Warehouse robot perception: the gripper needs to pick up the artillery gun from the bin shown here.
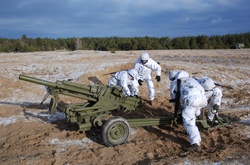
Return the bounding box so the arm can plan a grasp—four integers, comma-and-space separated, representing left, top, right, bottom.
19, 74, 228, 146
19, 74, 174, 146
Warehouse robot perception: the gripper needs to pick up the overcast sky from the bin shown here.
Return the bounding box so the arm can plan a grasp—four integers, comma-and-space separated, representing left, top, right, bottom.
1, 0, 249, 39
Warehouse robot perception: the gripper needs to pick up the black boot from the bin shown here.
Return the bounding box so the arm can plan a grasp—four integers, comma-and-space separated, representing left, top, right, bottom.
184, 143, 201, 152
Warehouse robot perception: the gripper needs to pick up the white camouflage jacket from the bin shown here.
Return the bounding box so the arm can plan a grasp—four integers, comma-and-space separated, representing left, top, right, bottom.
134, 58, 161, 80
108, 71, 139, 96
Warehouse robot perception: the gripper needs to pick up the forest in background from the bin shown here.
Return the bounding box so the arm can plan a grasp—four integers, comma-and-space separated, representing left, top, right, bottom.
0, 32, 249, 52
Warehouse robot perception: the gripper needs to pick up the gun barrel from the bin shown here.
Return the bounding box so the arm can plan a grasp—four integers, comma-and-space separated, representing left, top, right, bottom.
62, 80, 96, 92
19, 74, 56, 88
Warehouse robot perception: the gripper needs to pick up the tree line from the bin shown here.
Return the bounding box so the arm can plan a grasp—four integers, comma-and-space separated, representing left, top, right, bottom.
0, 32, 249, 52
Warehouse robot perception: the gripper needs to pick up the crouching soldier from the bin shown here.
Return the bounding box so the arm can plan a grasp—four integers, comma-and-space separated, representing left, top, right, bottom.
108, 69, 139, 97
196, 77, 223, 124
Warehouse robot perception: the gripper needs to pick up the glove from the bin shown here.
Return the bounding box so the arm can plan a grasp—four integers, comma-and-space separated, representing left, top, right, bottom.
138, 79, 143, 85
196, 115, 203, 120
213, 104, 219, 111
212, 104, 219, 114
155, 76, 161, 82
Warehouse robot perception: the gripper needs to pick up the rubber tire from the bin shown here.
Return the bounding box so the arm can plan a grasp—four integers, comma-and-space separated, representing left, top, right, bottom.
102, 116, 130, 147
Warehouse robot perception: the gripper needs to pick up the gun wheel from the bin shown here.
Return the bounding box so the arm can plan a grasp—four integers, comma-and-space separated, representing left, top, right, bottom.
102, 116, 130, 147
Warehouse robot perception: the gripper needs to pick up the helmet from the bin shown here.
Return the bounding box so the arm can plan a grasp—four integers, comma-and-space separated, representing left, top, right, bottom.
169, 70, 189, 81
140, 53, 149, 61
169, 70, 180, 81
128, 69, 138, 79
176, 71, 189, 79
198, 77, 215, 90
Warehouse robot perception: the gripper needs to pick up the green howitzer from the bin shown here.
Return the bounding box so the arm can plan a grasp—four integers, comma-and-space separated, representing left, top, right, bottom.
19, 74, 141, 127
19, 74, 174, 146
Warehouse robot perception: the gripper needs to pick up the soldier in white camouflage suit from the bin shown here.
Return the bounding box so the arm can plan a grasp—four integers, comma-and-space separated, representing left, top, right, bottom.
108, 69, 139, 97
134, 52, 161, 106
169, 70, 207, 152
196, 77, 223, 123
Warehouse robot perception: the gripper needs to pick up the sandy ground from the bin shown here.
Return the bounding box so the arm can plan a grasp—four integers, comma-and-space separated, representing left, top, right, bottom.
0, 49, 250, 165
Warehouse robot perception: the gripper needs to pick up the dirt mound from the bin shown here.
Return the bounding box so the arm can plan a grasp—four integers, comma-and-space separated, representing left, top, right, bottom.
78, 62, 134, 85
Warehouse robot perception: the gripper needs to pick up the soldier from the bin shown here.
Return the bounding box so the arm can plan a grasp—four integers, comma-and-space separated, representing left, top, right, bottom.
169, 70, 207, 152
108, 69, 139, 97
196, 77, 223, 123
134, 52, 161, 106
